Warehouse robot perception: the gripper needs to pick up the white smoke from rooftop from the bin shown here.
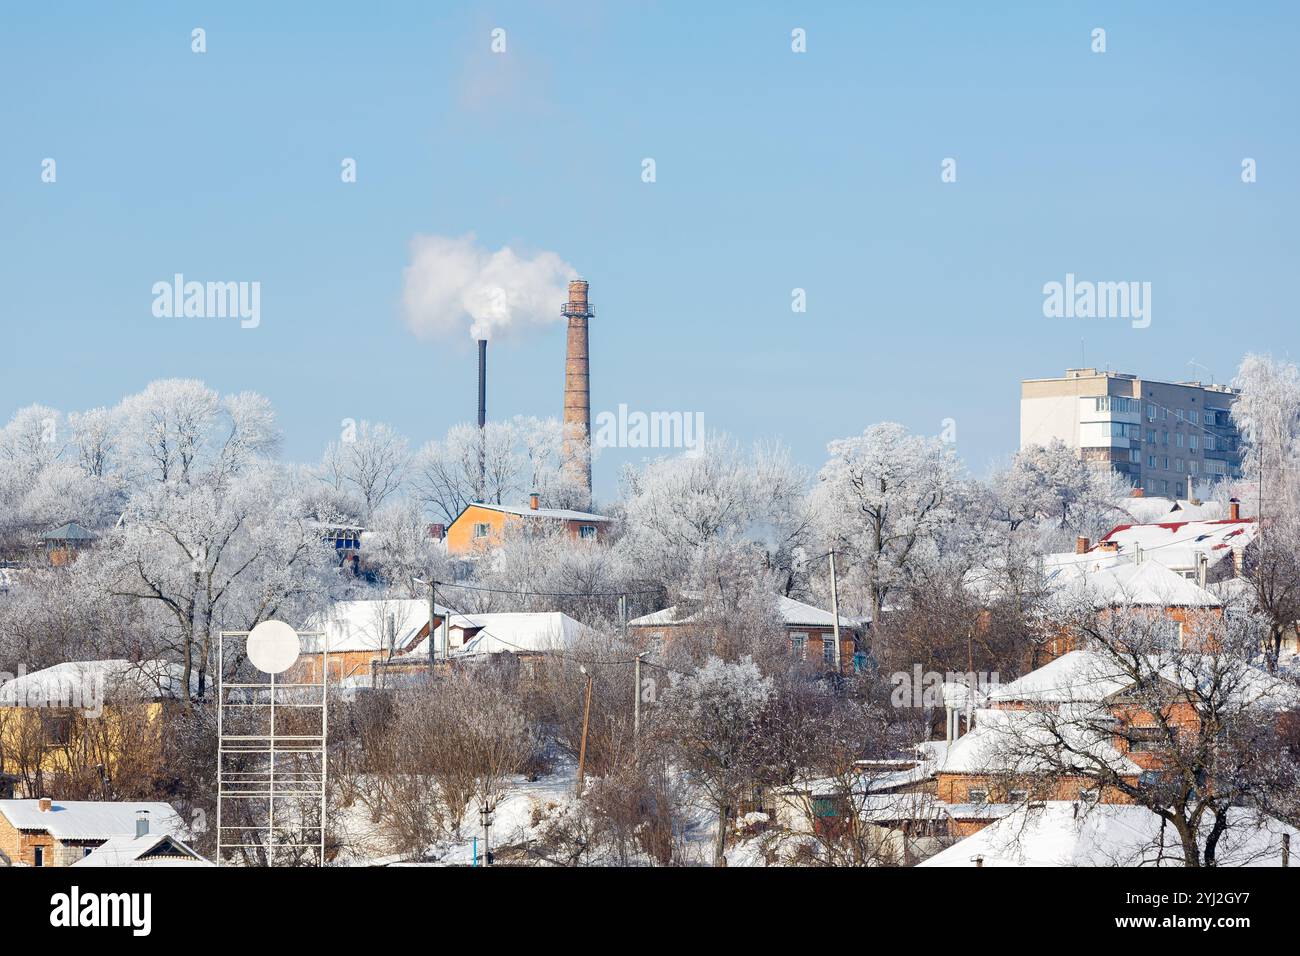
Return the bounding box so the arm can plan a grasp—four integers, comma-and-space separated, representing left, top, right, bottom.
401, 233, 576, 342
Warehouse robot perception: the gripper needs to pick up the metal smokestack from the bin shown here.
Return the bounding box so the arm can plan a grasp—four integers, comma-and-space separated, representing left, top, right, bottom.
477, 338, 487, 498
477, 339, 487, 430
561, 280, 593, 503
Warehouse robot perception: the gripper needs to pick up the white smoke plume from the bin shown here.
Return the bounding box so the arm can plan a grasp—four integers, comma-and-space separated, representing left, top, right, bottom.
401, 233, 577, 342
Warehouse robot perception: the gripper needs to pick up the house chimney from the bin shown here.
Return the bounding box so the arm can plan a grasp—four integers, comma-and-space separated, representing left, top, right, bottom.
1076, 536, 1090, 554
136, 809, 150, 839
38, 796, 52, 813
561, 280, 593, 505
1229, 498, 1241, 521
1196, 551, 1208, 589
529, 492, 540, 511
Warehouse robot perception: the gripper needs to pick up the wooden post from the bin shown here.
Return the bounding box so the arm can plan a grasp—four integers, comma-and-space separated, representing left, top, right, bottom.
828, 550, 842, 672
576, 670, 594, 795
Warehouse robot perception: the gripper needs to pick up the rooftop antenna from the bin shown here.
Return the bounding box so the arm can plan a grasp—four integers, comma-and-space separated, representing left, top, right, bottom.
1188, 359, 1215, 385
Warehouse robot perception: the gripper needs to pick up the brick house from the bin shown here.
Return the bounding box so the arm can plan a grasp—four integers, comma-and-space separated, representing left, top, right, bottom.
444, 496, 611, 556
0, 659, 196, 797
295, 598, 451, 683
628, 595, 867, 674
0, 798, 189, 867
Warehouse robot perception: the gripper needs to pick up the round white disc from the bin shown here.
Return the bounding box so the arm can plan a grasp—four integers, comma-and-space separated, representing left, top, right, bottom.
246, 620, 301, 674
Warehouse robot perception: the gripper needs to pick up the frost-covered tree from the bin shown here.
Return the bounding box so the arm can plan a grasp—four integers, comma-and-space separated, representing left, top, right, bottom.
1231, 354, 1300, 671
363, 499, 449, 598
94, 468, 336, 703
68, 406, 121, 479
813, 422, 962, 625
116, 379, 279, 486
320, 420, 410, 523
665, 656, 774, 864
618, 433, 812, 593
995, 439, 1129, 541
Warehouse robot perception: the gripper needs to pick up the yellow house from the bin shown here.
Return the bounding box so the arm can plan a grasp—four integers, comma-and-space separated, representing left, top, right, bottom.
0, 660, 193, 799
445, 496, 611, 556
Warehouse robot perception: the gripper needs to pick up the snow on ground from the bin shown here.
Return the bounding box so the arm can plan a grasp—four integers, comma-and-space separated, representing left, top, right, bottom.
334, 761, 721, 866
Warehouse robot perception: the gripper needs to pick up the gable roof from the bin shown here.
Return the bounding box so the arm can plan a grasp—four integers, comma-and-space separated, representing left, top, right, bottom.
456, 502, 611, 524
919, 802, 1300, 867
988, 650, 1300, 712
0, 800, 184, 841
0, 659, 198, 706
302, 599, 452, 654
629, 595, 863, 629
1048, 558, 1222, 609
937, 707, 1142, 777
404, 611, 595, 659
1095, 517, 1257, 572
73, 831, 211, 867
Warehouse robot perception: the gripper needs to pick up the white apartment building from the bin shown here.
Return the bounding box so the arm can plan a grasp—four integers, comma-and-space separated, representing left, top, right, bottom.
1020, 368, 1242, 495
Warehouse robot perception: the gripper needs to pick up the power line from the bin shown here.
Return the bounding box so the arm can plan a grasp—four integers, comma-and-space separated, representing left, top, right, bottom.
433, 581, 664, 599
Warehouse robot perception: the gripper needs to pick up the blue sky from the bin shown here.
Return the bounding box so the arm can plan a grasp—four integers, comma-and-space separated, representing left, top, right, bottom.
3, 2, 1297, 501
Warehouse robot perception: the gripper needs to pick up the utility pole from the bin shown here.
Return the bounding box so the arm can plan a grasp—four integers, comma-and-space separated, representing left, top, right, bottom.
576, 666, 594, 796
633, 653, 644, 762
427, 580, 437, 671
828, 550, 842, 673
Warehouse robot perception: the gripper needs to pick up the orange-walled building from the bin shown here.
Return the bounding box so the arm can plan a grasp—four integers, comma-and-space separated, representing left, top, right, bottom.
444, 497, 610, 556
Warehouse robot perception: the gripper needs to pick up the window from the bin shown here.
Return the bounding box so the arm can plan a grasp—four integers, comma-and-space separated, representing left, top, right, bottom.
1189, 410, 1199, 424
1175, 459, 1183, 472
967, 788, 988, 804
33, 846, 44, 867
578, 525, 597, 540
1146, 430, 1156, 444
473, 522, 491, 539
1189, 435, 1198, 450
1189, 460, 1199, 475
1148, 455, 1156, 469
1129, 448, 1140, 463
790, 633, 807, 659
1161, 407, 1168, 420
1007, 789, 1029, 803
1176, 432, 1184, 448
1079, 787, 1100, 803
40, 713, 73, 747
1176, 408, 1184, 421
852, 651, 867, 673
1128, 725, 1165, 754
823, 637, 835, 664
1096, 396, 1140, 414
1206, 435, 1216, 451
1146, 403, 1157, 421
1163, 457, 1170, 470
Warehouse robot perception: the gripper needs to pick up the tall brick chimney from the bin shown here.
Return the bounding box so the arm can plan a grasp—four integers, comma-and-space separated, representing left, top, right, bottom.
561, 279, 593, 503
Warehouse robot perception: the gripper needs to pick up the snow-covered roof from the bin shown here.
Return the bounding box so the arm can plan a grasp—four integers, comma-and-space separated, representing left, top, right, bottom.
919, 802, 1300, 867
989, 650, 1300, 712
938, 707, 1142, 777
465, 502, 611, 523
302, 599, 451, 654
73, 831, 211, 867
404, 611, 594, 659
0, 659, 197, 706
1095, 517, 1257, 572
0, 800, 184, 841
989, 651, 1137, 706
628, 595, 862, 629
1050, 559, 1222, 609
